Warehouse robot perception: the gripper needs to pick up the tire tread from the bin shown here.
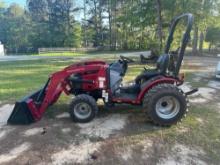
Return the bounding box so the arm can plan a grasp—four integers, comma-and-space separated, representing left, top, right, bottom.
69, 94, 98, 123
143, 83, 188, 126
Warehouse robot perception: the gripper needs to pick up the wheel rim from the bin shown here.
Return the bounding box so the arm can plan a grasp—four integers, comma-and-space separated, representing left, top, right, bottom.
74, 102, 92, 120
155, 96, 180, 119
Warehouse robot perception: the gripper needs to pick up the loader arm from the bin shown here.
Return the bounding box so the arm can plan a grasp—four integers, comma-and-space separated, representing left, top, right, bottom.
8, 61, 108, 124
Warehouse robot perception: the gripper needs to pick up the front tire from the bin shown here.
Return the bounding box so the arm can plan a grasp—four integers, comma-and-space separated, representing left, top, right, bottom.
69, 94, 98, 123
143, 84, 187, 126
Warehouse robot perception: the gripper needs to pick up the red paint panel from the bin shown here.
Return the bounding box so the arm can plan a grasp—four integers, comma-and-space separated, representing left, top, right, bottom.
137, 77, 179, 103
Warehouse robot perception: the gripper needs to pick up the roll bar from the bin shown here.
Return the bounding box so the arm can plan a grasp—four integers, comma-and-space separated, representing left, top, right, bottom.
164, 13, 194, 77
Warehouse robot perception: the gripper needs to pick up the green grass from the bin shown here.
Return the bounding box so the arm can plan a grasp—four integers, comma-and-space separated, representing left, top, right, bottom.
36, 52, 87, 56
30, 50, 145, 56
0, 59, 73, 103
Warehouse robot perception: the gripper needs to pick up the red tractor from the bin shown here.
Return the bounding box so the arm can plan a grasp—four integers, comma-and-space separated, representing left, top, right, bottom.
8, 13, 197, 126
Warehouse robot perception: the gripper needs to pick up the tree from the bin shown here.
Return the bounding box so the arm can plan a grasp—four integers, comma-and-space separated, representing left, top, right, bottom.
27, 0, 48, 22
68, 22, 82, 48
192, 26, 198, 55
199, 32, 204, 53
0, 1, 6, 44
205, 27, 220, 51
85, 0, 106, 47
156, 0, 163, 51
162, 0, 217, 54
27, 0, 50, 49
27, 0, 82, 48
196, 0, 218, 54
0, 0, 5, 10
0, 3, 31, 53
1, 0, 220, 54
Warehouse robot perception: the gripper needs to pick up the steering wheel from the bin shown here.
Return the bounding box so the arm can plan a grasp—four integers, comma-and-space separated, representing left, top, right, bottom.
120, 55, 134, 63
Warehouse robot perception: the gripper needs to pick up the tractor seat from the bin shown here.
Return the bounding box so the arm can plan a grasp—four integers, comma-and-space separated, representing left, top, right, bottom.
135, 54, 169, 84
119, 83, 140, 94
135, 69, 159, 84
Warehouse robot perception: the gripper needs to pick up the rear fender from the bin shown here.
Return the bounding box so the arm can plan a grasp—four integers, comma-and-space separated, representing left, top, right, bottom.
137, 77, 179, 103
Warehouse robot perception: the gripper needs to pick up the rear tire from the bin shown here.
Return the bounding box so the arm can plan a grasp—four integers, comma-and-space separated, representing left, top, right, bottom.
143, 83, 187, 126
69, 94, 98, 123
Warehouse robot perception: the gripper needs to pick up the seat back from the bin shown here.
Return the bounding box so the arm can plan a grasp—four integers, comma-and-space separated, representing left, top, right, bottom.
135, 54, 169, 84
156, 54, 169, 75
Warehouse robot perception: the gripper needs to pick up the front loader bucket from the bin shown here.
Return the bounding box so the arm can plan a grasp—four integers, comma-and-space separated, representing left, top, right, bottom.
8, 79, 50, 125
8, 100, 35, 124
7, 89, 43, 125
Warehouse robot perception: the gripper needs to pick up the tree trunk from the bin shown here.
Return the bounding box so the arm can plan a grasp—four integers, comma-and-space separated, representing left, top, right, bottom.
66, 0, 71, 47
123, 0, 128, 50
156, 0, 163, 51
93, 0, 99, 47
113, 0, 117, 50
199, 32, 204, 55
209, 43, 212, 52
192, 26, 198, 55
15, 47, 18, 54
108, 0, 112, 50
98, 3, 103, 46
83, 0, 87, 47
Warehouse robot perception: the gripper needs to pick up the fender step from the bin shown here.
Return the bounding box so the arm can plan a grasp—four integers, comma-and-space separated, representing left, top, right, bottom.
185, 88, 198, 96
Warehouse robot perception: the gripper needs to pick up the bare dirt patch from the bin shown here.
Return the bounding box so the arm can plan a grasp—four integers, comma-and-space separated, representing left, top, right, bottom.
119, 147, 132, 161
216, 103, 220, 114
0, 107, 130, 164
77, 114, 128, 139
61, 127, 71, 133
195, 117, 204, 123
194, 72, 211, 79
55, 112, 70, 119
190, 98, 208, 103
50, 114, 128, 164
0, 142, 31, 164
51, 140, 102, 165
192, 88, 216, 103
23, 127, 44, 137
158, 144, 206, 165
0, 127, 15, 140
192, 87, 216, 100
208, 80, 220, 89
193, 76, 202, 82
179, 83, 216, 103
